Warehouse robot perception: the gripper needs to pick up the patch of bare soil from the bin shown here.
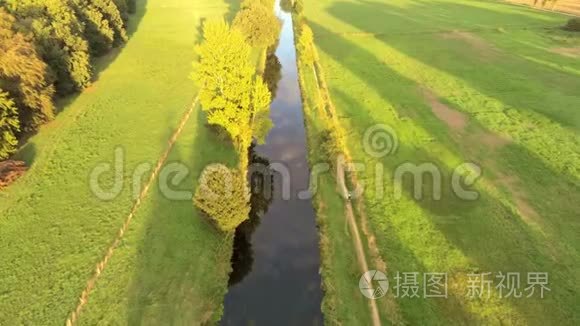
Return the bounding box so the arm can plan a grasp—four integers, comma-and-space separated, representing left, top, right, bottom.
84, 84, 97, 93
440, 31, 499, 60
421, 88, 469, 131
420, 87, 512, 150
550, 47, 580, 58
419, 88, 534, 224
0, 160, 27, 189
495, 171, 541, 225
477, 131, 512, 150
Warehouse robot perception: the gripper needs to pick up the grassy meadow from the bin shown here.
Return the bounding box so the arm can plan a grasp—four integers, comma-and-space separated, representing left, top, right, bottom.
298, 0, 580, 324
0, 0, 239, 324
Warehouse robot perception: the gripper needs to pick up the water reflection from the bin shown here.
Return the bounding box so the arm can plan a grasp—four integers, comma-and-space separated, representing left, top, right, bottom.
280, 0, 294, 13
228, 145, 274, 286
263, 53, 282, 99
221, 0, 323, 323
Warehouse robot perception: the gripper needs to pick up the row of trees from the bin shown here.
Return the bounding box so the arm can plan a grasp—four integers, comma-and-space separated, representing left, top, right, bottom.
0, 0, 136, 160
193, 0, 281, 232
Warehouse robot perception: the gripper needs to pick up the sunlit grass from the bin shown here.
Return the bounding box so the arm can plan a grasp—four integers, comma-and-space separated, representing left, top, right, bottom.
301, 0, 580, 324
0, 0, 237, 324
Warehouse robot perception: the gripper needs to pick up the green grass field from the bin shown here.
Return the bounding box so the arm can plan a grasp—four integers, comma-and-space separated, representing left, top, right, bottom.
299, 0, 580, 324
0, 0, 239, 324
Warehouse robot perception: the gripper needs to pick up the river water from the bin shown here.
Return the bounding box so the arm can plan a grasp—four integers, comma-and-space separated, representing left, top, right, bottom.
220, 1, 324, 324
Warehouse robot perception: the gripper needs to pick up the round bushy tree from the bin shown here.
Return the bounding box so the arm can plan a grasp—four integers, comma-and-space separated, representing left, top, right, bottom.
192, 20, 272, 170
233, 1, 281, 48
194, 164, 251, 233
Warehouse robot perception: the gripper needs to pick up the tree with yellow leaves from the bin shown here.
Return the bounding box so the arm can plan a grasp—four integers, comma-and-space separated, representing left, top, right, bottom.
192, 20, 271, 172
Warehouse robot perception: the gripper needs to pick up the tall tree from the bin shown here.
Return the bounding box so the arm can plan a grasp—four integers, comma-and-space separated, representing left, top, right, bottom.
3, 0, 92, 94
0, 90, 20, 160
112, 0, 129, 24
89, 0, 128, 44
71, 0, 116, 55
0, 8, 54, 130
192, 20, 271, 170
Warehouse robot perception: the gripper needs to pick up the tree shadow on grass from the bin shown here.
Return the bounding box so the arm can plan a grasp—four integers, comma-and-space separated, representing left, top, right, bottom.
127, 106, 238, 325
11, 143, 36, 166
308, 19, 579, 323
325, 0, 580, 131
13, 0, 149, 157
324, 0, 580, 255
126, 1, 244, 323
87, 0, 149, 89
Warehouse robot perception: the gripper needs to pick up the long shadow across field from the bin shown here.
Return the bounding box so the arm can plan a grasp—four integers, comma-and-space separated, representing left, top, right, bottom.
330, 86, 541, 325
325, 0, 580, 247
309, 17, 579, 323
325, 0, 580, 131
324, 0, 580, 189
87, 0, 149, 92
12, 0, 149, 160
127, 106, 237, 324
326, 0, 580, 266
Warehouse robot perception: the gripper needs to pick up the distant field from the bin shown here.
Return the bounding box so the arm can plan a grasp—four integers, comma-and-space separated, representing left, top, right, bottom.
0, 0, 238, 324
300, 0, 580, 324
507, 0, 580, 16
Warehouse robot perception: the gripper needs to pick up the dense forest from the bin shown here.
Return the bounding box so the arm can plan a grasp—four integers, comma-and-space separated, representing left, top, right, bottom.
0, 0, 136, 160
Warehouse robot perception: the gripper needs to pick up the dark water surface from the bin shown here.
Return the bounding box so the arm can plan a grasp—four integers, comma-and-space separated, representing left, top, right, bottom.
220, 1, 324, 325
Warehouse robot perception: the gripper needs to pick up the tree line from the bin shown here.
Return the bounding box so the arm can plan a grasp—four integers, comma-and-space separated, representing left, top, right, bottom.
0, 0, 136, 160
192, 0, 281, 232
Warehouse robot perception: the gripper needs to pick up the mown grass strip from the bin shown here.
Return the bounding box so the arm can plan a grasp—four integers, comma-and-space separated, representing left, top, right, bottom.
66, 96, 199, 325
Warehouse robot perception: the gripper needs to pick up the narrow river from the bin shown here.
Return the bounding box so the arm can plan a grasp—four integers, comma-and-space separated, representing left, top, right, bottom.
220, 1, 324, 324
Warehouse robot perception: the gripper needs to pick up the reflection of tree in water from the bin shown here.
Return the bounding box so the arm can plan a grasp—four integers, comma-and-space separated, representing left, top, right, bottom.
280, 0, 294, 13
228, 145, 274, 286
262, 53, 282, 100
252, 52, 280, 144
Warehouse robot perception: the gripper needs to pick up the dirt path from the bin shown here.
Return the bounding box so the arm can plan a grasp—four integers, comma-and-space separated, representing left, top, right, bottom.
332, 166, 382, 326
65, 96, 199, 326
310, 52, 385, 326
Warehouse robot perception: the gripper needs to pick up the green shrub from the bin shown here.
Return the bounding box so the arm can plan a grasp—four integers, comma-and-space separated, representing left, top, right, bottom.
194, 164, 251, 233
297, 22, 315, 65
294, 0, 304, 16
319, 128, 343, 168
564, 18, 580, 32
